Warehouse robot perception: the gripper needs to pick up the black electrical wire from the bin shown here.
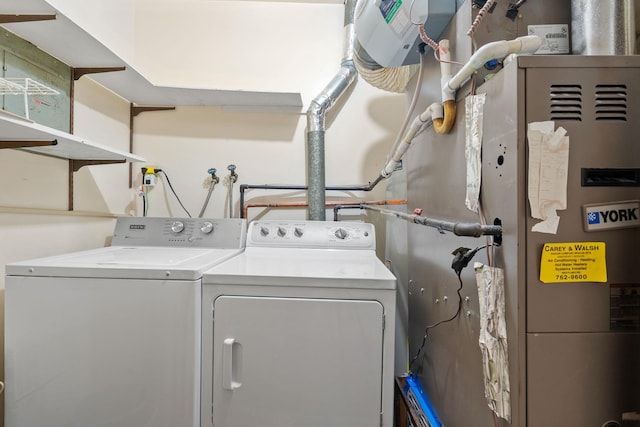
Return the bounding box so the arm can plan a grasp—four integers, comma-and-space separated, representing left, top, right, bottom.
141, 171, 148, 217
409, 271, 465, 373
158, 170, 192, 218
408, 245, 492, 373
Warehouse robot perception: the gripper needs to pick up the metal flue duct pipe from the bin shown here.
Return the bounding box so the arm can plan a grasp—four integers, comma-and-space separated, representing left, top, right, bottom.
306, 0, 358, 221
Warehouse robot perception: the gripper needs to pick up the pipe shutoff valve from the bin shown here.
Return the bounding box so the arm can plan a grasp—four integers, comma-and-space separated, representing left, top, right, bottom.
227, 164, 238, 183
208, 168, 220, 184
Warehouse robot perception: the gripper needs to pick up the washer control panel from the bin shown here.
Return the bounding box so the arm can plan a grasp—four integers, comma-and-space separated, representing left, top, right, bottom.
112, 217, 247, 248
248, 220, 376, 250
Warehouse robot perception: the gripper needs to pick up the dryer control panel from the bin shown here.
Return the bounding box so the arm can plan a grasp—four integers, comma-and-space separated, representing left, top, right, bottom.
248, 220, 376, 250
112, 217, 247, 248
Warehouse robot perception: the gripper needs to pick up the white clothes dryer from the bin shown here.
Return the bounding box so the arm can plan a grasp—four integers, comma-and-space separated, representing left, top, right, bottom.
5, 217, 246, 427
200, 220, 396, 427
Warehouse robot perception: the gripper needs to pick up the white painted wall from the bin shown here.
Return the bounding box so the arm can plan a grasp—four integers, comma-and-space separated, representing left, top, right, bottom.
44, 0, 136, 63
73, 77, 138, 215
133, 84, 402, 220
132, 0, 345, 103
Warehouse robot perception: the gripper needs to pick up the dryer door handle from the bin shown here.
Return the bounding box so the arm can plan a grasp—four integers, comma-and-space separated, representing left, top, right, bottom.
222, 338, 243, 391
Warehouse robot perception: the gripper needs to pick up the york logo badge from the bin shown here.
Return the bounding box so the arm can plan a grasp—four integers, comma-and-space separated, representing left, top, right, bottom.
583, 201, 640, 232
600, 208, 638, 223
587, 211, 600, 225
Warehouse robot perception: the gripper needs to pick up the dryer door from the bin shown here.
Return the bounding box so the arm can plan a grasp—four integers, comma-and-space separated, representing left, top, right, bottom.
212, 296, 384, 427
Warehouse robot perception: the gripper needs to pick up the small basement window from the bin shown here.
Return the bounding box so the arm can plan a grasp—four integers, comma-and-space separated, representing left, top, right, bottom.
0, 27, 71, 132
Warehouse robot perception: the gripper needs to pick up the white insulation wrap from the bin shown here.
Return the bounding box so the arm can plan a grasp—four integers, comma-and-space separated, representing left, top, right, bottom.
475, 262, 511, 422
354, 60, 418, 93
464, 93, 486, 213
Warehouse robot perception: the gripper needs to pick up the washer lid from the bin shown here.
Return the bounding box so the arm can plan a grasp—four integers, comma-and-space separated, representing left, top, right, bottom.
6, 246, 244, 280
203, 247, 396, 289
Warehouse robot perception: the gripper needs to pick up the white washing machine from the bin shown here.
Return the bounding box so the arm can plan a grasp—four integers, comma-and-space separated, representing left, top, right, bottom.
5, 217, 247, 427
200, 220, 396, 427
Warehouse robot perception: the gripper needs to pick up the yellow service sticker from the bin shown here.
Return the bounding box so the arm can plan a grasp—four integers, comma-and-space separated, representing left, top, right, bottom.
540, 242, 607, 283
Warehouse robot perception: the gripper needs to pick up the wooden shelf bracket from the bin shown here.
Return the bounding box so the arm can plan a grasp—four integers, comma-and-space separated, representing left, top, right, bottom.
73, 67, 126, 81
0, 14, 56, 24
0, 139, 57, 149
70, 159, 126, 173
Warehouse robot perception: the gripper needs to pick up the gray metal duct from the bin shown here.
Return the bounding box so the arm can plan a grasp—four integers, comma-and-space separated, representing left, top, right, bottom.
571, 0, 636, 55
306, 0, 358, 221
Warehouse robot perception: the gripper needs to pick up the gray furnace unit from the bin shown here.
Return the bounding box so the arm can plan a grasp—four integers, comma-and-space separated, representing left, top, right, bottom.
407, 55, 640, 426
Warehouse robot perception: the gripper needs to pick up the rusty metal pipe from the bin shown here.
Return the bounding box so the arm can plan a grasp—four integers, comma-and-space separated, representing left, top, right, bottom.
333, 204, 502, 238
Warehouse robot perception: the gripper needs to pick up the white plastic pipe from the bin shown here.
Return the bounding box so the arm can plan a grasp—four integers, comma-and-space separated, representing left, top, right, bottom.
379, 35, 541, 179
444, 35, 541, 96
438, 39, 454, 102
381, 102, 443, 176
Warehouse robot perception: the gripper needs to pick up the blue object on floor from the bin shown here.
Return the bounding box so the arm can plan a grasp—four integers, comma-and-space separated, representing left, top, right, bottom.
404, 375, 443, 427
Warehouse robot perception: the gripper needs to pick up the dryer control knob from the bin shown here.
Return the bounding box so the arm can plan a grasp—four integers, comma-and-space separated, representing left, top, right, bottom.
277, 227, 287, 237
260, 226, 270, 237
294, 227, 304, 238
200, 222, 214, 234
171, 221, 185, 233
334, 228, 348, 240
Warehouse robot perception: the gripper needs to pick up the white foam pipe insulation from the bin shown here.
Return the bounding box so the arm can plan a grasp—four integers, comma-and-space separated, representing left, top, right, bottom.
444, 35, 542, 99
382, 102, 443, 177
306, 0, 359, 221
380, 35, 541, 178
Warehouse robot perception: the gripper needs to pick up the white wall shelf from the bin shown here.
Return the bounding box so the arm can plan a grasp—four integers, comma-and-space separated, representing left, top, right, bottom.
0, 110, 144, 166
0, 1, 303, 113
0, 8, 148, 169
0, 0, 302, 210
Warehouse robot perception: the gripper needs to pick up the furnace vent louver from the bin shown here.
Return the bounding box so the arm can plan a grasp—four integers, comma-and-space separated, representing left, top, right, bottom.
550, 85, 582, 121
595, 84, 627, 121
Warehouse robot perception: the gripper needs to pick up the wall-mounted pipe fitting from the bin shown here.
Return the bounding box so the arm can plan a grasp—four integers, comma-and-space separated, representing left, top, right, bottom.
227, 164, 238, 183
198, 168, 219, 218
227, 164, 238, 218
208, 168, 220, 184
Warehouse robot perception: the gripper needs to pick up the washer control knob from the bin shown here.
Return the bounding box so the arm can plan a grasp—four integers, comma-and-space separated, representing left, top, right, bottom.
334, 228, 348, 240
171, 221, 185, 233
294, 227, 304, 238
200, 221, 214, 234
277, 227, 287, 237
260, 226, 270, 237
